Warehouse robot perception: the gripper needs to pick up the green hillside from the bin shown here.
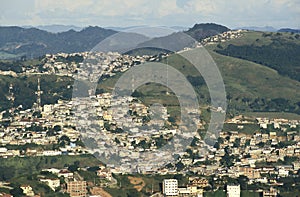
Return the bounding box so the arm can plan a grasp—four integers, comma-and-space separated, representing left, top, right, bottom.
98, 31, 300, 117
214, 31, 300, 81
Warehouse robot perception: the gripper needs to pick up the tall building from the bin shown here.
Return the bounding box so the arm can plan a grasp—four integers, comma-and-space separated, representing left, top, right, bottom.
66, 180, 87, 197
163, 179, 178, 196
227, 184, 240, 197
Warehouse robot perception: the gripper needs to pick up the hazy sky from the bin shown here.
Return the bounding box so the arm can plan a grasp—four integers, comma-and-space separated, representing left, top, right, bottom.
1, 0, 299, 29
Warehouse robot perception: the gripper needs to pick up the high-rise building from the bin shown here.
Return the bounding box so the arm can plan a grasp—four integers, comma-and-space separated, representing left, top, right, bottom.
66, 180, 87, 197
163, 179, 178, 196
227, 184, 240, 197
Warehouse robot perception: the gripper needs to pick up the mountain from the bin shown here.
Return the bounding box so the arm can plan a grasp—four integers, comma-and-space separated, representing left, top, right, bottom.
185, 23, 230, 41
125, 23, 230, 55
0, 23, 230, 59
0, 26, 117, 59
278, 28, 300, 33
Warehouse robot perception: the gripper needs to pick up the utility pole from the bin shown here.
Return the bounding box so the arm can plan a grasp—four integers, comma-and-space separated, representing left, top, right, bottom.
166, 56, 170, 95
8, 83, 15, 108
35, 77, 43, 111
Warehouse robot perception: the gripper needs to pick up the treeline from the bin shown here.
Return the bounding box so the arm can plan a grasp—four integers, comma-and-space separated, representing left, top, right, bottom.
227, 96, 300, 115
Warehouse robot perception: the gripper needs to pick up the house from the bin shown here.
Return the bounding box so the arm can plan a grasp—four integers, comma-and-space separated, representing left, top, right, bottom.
96, 168, 112, 181
188, 177, 209, 188
263, 187, 278, 197
178, 186, 203, 197
239, 167, 260, 179
58, 169, 74, 178
20, 185, 35, 196
40, 178, 60, 191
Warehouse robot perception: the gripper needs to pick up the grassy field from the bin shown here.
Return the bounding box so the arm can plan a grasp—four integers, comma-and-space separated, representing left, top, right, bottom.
223, 123, 260, 135
0, 154, 100, 178
241, 190, 260, 197
243, 112, 300, 120
204, 190, 226, 197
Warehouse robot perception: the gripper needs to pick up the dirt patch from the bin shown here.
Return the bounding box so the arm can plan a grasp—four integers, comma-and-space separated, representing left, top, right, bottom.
128, 176, 145, 192
90, 187, 112, 197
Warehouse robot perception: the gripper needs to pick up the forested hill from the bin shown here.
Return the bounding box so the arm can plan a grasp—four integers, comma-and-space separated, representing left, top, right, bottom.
0, 26, 117, 59
185, 23, 230, 41
0, 23, 230, 59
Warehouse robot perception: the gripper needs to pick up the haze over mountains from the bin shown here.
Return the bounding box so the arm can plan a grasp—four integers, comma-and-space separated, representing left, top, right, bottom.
0, 23, 229, 59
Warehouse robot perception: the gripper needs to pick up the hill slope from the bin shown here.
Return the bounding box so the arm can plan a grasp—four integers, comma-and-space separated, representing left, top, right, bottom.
214, 31, 300, 81
98, 31, 300, 116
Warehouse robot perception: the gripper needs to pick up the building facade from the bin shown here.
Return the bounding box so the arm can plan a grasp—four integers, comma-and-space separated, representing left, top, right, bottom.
66, 180, 87, 197
163, 179, 178, 196
227, 184, 240, 197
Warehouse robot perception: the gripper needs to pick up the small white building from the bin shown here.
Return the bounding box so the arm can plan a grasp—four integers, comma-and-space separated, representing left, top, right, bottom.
163, 179, 178, 196
227, 184, 240, 197
40, 178, 60, 191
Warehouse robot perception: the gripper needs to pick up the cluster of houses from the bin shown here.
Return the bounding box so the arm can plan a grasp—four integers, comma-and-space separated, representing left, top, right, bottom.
200, 29, 246, 46
23, 51, 162, 77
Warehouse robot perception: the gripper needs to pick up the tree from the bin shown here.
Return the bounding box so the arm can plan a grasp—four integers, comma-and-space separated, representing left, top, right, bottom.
10, 187, 23, 197
0, 166, 15, 181
176, 161, 185, 171
68, 164, 79, 172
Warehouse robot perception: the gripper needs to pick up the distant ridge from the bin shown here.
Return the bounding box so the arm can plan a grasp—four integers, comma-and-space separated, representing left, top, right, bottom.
0, 23, 230, 59
0, 26, 117, 59
236, 26, 277, 32
278, 28, 300, 33
36, 25, 83, 33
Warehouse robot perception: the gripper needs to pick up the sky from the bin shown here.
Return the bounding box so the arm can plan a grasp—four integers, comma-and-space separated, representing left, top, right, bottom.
0, 0, 299, 29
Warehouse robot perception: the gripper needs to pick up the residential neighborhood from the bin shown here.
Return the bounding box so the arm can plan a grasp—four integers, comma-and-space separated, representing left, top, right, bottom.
0, 39, 300, 196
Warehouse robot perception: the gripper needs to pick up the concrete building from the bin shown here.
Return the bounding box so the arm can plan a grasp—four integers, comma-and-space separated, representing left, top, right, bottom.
67, 180, 87, 197
226, 184, 240, 197
163, 179, 178, 196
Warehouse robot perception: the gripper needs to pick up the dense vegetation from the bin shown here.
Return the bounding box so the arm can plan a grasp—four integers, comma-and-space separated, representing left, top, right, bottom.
185, 23, 230, 41
0, 74, 73, 111
0, 26, 116, 59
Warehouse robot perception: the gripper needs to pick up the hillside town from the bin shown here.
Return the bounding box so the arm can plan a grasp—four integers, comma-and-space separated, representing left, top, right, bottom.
0, 34, 300, 196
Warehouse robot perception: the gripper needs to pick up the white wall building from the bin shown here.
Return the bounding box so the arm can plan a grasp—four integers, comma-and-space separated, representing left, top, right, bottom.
163, 179, 178, 196
227, 184, 240, 197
